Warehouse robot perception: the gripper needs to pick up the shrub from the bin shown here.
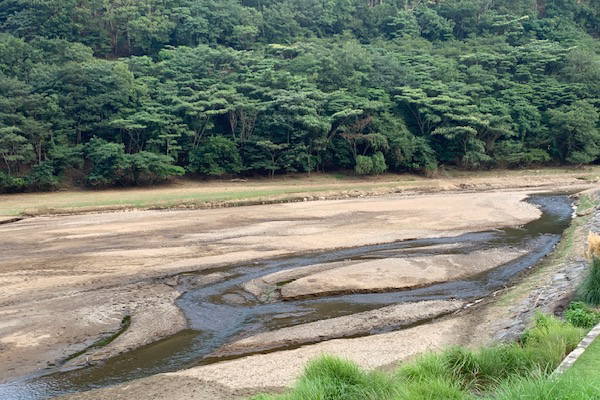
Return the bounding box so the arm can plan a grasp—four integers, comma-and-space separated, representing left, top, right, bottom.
371, 152, 388, 175
127, 151, 184, 185
355, 155, 373, 175
582, 257, 600, 306
494, 141, 551, 168
27, 162, 60, 191
85, 138, 129, 186
85, 138, 184, 186
355, 153, 388, 175
564, 302, 600, 329
0, 171, 26, 193
188, 137, 242, 176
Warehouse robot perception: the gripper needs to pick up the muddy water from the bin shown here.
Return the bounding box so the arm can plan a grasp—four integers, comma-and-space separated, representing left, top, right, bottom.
0, 193, 574, 400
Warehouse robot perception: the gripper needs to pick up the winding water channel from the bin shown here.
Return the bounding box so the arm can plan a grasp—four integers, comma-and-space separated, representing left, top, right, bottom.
0, 193, 575, 400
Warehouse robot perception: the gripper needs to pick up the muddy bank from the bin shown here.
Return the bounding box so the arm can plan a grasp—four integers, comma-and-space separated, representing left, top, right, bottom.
0, 282, 186, 380
277, 248, 526, 300
488, 190, 600, 342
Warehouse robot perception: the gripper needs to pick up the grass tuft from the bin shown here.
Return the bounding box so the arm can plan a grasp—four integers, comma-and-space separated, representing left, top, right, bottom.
582, 257, 600, 306
564, 301, 600, 329
490, 374, 600, 400
395, 377, 471, 400
252, 356, 399, 400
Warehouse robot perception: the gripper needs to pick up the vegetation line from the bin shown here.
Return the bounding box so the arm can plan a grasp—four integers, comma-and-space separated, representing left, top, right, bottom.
1, 0, 599, 193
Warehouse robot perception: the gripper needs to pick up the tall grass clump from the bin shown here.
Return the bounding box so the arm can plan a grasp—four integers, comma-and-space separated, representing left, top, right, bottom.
582, 256, 600, 306
521, 314, 584, 371
251, 356, 399, 400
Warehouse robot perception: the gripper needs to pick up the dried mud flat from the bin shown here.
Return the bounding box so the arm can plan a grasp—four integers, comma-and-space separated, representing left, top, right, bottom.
0, 178, 593, 400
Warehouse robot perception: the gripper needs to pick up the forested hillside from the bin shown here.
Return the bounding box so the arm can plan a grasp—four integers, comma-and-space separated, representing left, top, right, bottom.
0, 0, 599, 191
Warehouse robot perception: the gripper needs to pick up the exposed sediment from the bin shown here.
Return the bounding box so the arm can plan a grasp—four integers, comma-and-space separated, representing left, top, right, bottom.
278, 248, 526, 300
211, 300, 465, 358
50, 190, 597, 400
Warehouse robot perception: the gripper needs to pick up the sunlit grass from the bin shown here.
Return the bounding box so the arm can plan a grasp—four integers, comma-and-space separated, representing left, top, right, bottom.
565, 335, 600, 381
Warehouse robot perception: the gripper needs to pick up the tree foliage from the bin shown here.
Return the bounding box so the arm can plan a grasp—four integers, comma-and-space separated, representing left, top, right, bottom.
0, 0, 599, 191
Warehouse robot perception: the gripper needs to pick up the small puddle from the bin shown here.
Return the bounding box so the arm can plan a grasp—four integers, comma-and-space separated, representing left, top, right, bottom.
0, 193, 575, 399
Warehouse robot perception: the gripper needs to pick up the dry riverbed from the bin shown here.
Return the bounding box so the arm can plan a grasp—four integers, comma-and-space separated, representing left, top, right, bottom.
59, 189, 600, 400
0, 176, 594, 399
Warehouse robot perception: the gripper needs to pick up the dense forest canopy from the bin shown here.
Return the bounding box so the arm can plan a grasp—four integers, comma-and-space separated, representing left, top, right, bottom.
0, 0, 599, 191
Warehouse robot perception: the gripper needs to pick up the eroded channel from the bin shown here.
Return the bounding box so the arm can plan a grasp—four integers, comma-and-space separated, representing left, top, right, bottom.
0, 193, 575, 400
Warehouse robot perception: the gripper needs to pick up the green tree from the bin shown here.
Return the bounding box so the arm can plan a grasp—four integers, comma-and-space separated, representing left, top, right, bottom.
85, 137, 129, 186
549, 100, 600, 164
127, 151, 184, 184
0, 127, 33, 175
188, 136, 242, 176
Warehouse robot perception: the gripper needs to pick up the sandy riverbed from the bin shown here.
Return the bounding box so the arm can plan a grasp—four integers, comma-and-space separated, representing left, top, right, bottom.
0, 188, 568, 385
58, 190, 598, 400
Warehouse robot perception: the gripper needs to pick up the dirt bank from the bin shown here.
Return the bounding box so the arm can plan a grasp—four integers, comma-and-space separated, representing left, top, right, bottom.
0, 167, 597, 217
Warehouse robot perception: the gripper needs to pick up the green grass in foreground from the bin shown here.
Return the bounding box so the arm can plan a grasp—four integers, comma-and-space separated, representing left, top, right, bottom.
251, 315, 589, 400
566, 335, 600, 382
